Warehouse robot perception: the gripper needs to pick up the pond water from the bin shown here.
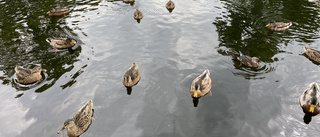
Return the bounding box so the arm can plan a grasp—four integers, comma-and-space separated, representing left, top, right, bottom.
0, 0, 320, 136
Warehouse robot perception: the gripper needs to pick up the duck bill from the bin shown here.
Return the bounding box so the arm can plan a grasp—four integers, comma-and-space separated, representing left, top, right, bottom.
266, 23, 270, 27
310, 104, 315, 113
71, 40, 76, 45
47, 11, 50, 14
57, 127, 66, 134
194, 90, 198, 98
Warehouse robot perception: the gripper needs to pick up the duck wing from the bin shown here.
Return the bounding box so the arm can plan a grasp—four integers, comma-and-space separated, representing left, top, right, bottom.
199, 70, 212, 93
15, 67, 32, 80
304, 47, 320, 60
54, 8, 71, 14
48, 38, 69, 48
275, 22, 292, 28
72, 100, 93, 132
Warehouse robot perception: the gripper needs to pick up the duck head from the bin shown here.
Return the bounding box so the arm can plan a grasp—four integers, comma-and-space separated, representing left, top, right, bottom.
266, 21, 275, 27
124, 74, 131, 87
47, 8, 55, 14
194, 82, 200, 98
57, 119, 74, 134
66, 38, 77, 45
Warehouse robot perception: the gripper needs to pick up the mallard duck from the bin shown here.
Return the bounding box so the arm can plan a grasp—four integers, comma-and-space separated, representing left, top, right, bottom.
58, 100, 94, 137
304, 46, 320, 63
123, 62, 141, 88
133, 9, 143, 20
122, 0, 135, 3
15, 66, 44, 84
299, 82, 320, 116
166, 0, 175, 12
234, 51, 260, 68
47, 8, 72, 16
266, 21, 292, 31
190, 69, 212, 98
46, 38, 76, 50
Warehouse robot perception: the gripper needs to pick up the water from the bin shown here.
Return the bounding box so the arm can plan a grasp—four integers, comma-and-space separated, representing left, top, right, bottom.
0, 0, 320, 136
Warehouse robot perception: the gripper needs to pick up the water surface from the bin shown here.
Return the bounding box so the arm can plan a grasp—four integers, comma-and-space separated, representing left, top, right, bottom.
0, 0, 320, 136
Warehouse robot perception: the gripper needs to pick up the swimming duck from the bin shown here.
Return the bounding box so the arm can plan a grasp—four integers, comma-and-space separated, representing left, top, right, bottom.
190, 69, 212, 98
15, 66, 44, 84
234, 51, 260, 68
122, 0, 135, 3
299, 82, 320, 116
46, 38, 76, 50
304, 46, 320, 63
166, 0, 175, 12
266, 21, 292, 31
133, 9, 143, 20
123, 62, 141, 88
47, 8, 72, 16
58, 100, 94, 137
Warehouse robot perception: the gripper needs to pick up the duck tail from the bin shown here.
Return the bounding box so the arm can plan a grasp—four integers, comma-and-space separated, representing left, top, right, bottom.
226, 49, 240, 57
232, 50, 240, 57
45, 38, 52, 43
204, 69, 210, 76
303, 46, 308, 52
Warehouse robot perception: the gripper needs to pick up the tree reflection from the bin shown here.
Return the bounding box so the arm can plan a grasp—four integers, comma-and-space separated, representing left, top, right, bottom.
213, 0, 320, 64
0, 0, 82, 96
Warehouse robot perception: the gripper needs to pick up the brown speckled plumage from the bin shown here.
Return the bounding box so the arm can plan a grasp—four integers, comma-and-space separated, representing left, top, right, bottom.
190, 69, 212, 98
123, 62, 141, 88
58, 100, 94, 137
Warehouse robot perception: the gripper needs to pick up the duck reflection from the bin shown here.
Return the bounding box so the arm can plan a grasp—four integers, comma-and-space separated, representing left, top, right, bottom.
303, 114, 312, 124
192, 97, 199, 107
299, 82, 320, 124
126, 87, 132, 95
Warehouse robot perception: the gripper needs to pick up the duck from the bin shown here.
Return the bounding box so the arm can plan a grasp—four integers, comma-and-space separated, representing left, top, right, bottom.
133, 9, 143, 20
304, 46, 320, 63
234, 51, 260, 68
58, 100, 94, 137
47, 8, 72, 16
122, 0, 135, 3
15, 66, 44, 84
299, 82, 320, 116
190, 69, 212, 98
46, 38, 76, 50
266, 21, 292, 31
166, 0, 175, 12
123, 62, 141, 88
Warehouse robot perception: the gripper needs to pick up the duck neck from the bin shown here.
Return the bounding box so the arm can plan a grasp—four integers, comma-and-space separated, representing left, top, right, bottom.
67, 120, 80, 137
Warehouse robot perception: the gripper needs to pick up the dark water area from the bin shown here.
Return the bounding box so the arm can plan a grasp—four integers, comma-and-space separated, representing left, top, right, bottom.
0, 0, 320, 136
